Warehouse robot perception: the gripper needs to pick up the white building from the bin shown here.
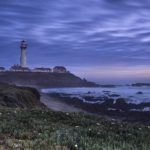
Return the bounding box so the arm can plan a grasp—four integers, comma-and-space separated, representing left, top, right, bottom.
20, 40, 27, 68
10, 64, 30, 72
32, 67, 52, 72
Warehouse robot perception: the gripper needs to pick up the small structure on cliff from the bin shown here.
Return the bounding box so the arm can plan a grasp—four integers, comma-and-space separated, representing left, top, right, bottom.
53, 66, 67, 73
32, 67, 52, 72
10, 64, 30, 72
0, 67, 5, 72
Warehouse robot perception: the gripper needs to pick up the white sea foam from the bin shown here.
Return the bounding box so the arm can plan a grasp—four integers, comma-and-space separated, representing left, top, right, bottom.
42, 86, 150, 104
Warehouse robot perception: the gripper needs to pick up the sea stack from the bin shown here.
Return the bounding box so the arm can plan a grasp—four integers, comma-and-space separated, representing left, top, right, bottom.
20, 40, 27, 68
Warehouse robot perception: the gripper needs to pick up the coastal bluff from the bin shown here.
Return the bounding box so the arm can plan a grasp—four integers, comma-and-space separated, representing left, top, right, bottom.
0, 83, 45, 109
0, 72, 98, 87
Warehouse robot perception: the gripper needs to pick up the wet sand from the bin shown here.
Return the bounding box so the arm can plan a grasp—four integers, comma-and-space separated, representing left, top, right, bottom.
40, 93, 85, 112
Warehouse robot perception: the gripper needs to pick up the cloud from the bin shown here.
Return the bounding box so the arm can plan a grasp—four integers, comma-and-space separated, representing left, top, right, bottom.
0, 0, 150, 76
70, 65, 150, 83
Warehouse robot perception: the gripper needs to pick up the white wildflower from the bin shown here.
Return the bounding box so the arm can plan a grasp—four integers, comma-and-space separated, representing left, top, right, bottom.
111, 119, 116, 121
19, 140, 22, 142
74, 144, 78, 148
14, 143, 20, 148
96, 123, 100, 126
111, 122, 115, 125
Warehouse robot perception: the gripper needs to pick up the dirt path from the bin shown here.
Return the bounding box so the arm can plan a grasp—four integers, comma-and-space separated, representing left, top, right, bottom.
40, 93, 85, 112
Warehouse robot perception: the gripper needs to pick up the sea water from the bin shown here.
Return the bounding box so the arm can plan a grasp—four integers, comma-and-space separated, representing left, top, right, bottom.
42, 86, 150, 104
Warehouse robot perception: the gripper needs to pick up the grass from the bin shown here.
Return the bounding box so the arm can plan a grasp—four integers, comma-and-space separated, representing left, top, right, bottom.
0, 108, 149, 150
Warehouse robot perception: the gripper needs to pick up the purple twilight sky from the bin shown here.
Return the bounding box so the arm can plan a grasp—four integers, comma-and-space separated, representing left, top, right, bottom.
0, 0, 150, 84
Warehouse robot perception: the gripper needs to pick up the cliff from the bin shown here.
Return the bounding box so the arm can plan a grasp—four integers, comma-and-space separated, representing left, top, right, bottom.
0, 83, 46, 108
0, 72, 98, 87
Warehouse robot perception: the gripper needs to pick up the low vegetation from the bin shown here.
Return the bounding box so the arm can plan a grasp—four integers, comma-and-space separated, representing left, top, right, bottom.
0, 84, 149, 149
0, 108, 149, 150
0, 84, 45, 108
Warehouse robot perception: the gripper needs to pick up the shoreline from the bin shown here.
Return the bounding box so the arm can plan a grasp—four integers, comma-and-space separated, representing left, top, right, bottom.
40, 93, 86, 113
40, 92, 114, 122
40, 92, 150, 124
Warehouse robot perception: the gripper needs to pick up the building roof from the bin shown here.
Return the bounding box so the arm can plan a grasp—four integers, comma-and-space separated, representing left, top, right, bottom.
21, 40, 27, 44
53, 66, 66, 70
20, 40, 27, 49
34, 67, 51, 70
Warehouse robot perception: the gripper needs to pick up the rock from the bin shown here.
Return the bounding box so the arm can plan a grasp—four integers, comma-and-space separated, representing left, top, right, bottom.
136, 91, 143, 95
115, 98, 126, 104
103, 90, 110, 93
129, 96, 134, 98
100, 85, 116, 88
115, 98, 129, 111
101, 98, 114, 108
83, 96, 95, 102
132, 83, 150, 87
109, 94, 120, 97
136, 102, 150, 109
0, 84, 46, 109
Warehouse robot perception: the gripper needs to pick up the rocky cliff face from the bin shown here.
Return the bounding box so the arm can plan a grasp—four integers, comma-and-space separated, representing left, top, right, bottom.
0, 72, 98, 87
0, 84, 46, 108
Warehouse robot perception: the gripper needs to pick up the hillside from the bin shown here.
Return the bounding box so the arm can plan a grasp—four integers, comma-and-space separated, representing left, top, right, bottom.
0, 84, 149, 149
0, 83, 45, 109
0, 109, 149, 149
0, 72, 98, 87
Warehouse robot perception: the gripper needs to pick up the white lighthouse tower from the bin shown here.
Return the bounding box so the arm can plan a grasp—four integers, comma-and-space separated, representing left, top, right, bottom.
20, 40, 27, 68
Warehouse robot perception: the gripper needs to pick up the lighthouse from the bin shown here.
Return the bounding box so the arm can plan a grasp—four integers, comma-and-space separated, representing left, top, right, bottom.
20, 40, 27, 68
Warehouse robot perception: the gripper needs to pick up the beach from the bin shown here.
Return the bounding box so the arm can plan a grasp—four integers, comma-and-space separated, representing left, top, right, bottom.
40, 93, 85, 113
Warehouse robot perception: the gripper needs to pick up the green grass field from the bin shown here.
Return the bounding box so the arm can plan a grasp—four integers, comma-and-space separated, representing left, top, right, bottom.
0, 108, 149, 150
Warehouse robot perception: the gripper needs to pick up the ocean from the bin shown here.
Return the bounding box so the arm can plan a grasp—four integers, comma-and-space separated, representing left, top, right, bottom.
42, 86, 150, 105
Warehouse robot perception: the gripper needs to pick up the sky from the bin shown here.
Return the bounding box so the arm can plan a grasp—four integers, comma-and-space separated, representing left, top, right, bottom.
0, 0, 150, 84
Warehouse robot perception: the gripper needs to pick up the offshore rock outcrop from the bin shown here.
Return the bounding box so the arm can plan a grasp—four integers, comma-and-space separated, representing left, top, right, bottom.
132, 83, 150, 87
